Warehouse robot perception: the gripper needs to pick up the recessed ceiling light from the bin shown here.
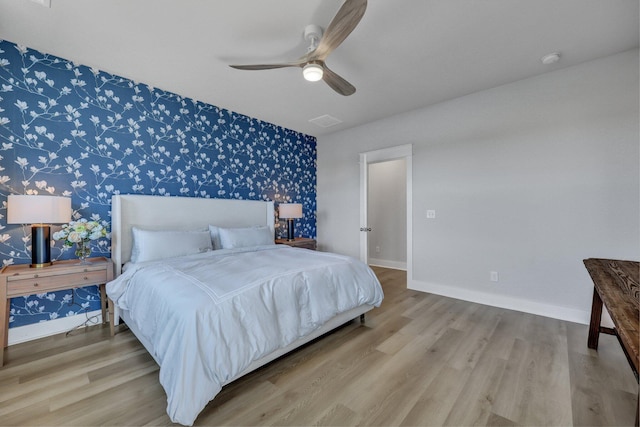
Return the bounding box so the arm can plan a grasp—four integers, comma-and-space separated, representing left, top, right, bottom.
541, 52, 561, 65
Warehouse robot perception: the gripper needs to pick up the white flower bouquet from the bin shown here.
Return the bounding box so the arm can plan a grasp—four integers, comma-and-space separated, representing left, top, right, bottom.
53, 218, 108, 247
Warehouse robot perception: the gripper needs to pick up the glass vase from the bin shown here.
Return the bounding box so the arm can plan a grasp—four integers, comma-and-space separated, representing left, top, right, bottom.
75, 240, 92, 264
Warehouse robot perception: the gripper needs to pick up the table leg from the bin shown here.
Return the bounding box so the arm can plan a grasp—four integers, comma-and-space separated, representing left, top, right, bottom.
99, 283, 107, 325
635, 389, 638, 427
3, 299, 7, 348
588, 287, 603, 350
109, 298, 115, 336
0, 287, 7, 367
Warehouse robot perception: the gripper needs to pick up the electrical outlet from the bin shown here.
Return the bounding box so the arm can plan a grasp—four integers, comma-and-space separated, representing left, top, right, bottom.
375, 246, 380, 253
490, 271, 499, 282
426, 210, 436, 219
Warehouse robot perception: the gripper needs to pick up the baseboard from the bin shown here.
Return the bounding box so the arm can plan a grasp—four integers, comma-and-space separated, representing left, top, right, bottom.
368, 258, 407, 271
8, 310, 103, 346
408, 279, 592, 325
6, 281, 601, 345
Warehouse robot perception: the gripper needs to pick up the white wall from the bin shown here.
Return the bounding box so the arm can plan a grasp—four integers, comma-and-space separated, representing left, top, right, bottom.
368, 159, 407, 269
317, 49, 639, 324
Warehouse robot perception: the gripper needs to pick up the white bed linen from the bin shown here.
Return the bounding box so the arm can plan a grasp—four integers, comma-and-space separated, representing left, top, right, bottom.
106, 245, 383, 426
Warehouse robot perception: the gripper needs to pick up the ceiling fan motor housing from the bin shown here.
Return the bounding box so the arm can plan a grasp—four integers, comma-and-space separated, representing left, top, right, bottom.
303, 24, 323, 44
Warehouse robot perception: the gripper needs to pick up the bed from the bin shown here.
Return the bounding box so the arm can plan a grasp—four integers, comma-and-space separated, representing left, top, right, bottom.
106, 194, 384, 426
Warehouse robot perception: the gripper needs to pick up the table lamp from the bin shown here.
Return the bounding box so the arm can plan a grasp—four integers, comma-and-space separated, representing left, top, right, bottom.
279, 203, 303, 241
7, 195, 72, 267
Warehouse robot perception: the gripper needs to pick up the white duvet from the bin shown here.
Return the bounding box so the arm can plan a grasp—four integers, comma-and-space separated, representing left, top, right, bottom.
106, 245, 383, 426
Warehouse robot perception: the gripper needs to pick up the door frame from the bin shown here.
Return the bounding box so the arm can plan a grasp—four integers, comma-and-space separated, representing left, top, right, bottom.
359, 144, 413, 281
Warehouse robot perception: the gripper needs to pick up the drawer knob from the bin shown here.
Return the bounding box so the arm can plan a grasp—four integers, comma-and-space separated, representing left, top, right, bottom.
84, 276, 89, 280
33, 283, 38, 287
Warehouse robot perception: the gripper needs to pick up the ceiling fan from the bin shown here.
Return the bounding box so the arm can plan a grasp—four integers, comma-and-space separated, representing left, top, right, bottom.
229, 0, 367, 96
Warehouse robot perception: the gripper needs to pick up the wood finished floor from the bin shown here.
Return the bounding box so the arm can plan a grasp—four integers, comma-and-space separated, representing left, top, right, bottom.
1, 267, 637, 426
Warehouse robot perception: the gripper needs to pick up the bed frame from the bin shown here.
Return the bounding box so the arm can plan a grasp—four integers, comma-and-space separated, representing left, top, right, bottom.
109, 194, 373, 387
111, 194, 276, 276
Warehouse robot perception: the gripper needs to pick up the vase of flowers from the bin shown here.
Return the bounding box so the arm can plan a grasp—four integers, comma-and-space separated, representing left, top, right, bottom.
53, 218, 108, 264
74, 239, 92, 262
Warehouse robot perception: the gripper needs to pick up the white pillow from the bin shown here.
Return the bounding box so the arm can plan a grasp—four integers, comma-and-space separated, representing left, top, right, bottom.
130, 227, 212, 263
217, 226, 274, 249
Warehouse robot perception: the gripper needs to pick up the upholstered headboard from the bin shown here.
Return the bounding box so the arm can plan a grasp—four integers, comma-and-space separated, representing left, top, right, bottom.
111, 195, 275, 276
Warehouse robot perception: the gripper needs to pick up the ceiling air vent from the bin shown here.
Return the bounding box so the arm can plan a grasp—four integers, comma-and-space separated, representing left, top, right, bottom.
309, 114, 343, 128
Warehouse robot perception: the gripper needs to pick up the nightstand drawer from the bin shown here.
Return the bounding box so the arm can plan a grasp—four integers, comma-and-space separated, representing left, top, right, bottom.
7, 270, 107, 297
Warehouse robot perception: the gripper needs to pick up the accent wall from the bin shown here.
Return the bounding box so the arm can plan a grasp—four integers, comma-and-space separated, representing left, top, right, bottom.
0, 40, 317, 329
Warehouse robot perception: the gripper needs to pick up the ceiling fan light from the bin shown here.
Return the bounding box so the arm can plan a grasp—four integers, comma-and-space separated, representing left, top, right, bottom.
303, 63, 323, 82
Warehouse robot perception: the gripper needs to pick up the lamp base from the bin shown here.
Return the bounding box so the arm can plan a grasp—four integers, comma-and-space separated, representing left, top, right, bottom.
30, 225, 52, 268
286, 219, 295, 241
30, 262, 52, 268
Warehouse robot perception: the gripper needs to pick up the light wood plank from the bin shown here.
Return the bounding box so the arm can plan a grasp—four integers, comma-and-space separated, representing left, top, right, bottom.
0, 266, 636, 426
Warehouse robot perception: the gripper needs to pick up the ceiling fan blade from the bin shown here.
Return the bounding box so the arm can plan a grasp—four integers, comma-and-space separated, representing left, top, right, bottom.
312, 0, 367, 61
322, 65, 356, 96
229, 61, 304, 71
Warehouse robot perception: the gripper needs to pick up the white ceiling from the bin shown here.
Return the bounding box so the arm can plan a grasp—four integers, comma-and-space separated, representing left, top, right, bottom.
0, 0, 638, 137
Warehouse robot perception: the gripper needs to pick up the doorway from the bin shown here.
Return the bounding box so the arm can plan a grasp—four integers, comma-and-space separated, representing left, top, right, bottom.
368, 159, 407, 269
359, 144, 412, 280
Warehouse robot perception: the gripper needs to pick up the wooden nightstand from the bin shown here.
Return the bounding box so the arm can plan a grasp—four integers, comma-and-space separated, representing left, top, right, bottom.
275, 237, 317, 250
0, 256, 113, 367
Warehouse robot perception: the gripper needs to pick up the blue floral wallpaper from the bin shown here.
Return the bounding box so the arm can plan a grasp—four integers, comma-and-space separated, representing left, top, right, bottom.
0, 40, 317, 328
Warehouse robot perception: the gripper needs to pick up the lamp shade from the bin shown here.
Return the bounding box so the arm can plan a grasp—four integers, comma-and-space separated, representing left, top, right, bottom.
7, 195, 72, 224
279, 203, 303, 219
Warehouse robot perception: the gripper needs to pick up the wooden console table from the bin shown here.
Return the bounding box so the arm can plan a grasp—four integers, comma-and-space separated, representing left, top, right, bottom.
584, 258, 639, 425
585, 258, 639, 376
0, 257, 113, 367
